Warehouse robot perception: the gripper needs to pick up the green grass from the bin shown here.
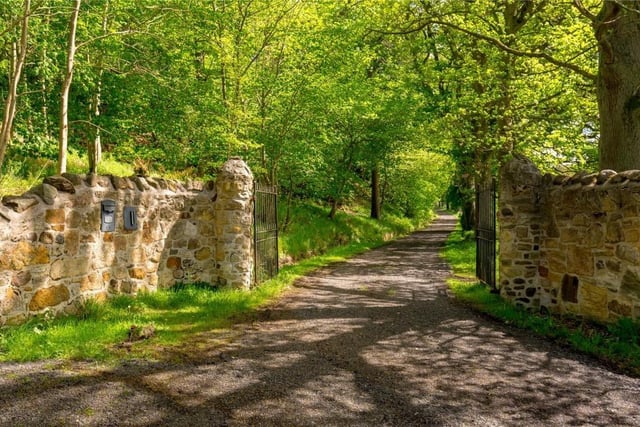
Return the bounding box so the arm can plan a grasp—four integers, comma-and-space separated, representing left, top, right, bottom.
0, 152, 136, 198
0, 280, 291, 361
0, 202, 423, 362
440, 228, 475, 277
442, 227, 640, 376
280, 201, 422, 262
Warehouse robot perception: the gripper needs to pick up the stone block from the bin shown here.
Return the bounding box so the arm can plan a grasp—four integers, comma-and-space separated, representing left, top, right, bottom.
608, 299, 632, 317
66, 210, 82, 229
80, 274, 101, 292
45, 209, 66, 225
28, 285, 70, 311
120, 280, 137, 294
64, 230, 80, 256
567, 246, 594, 276
11, 271, 32, 287
0, 242, 50, 270
2, 195, 39, 213
1, 287, 20, 315
616, 243, 640, 265
602, 193, 620, 212
588, 223, 605, 246
166, 256, 181, 270
50, 257, 90, 280
110, 176, 130, 190
579, 282, 609, 321
114, 267, 129, 280
131, 247, 147, 264
624, 228, 640, 243
548, 251, 566, 273
560, 227, 579, 243
607, 259, 622, 273
195, 247, 212, 261
606, 220, 624, 243
82, 209, 101, 230
44, 176, 75, 193
128, 268, 146, 280
114, 235, 128, 252
33, 183, 59, 205
621, 269, 640, 299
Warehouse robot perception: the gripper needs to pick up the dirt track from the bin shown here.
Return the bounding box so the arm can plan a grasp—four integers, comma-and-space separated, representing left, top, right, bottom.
1, 213, 640, 426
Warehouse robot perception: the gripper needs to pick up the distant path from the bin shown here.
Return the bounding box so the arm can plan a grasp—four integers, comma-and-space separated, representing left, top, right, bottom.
1, 213, 640, 426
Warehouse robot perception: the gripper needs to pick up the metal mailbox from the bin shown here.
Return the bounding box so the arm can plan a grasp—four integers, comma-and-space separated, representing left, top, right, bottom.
101, 199, 116, 232
124, 206, 138, 231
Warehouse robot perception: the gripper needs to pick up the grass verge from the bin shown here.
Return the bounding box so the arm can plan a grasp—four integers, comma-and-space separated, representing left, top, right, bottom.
280, 201, 421, 262
0, 205, 421, 362
442, 227, 640, 377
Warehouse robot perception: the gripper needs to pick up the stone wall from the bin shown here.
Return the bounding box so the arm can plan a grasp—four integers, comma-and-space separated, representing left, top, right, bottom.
499, 155, 640, 322
0, 157, 253, 325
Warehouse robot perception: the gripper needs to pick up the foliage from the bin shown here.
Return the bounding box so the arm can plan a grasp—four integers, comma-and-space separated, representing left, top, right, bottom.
0, 0, 607, 219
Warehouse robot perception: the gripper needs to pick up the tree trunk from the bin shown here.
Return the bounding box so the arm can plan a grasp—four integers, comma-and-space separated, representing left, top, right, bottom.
329, 198, 338, 220
0, 0, 30, 174
58, 0, 81, 175
41, 32, 50, 140
595, 1, 640, 171
88, 0, 108, 174
460, 200, 475, 231
370, 166, 380, 219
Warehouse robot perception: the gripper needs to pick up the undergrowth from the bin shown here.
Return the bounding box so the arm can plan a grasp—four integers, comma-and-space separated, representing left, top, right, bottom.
280, 201, 422, 262
0, 151, 136, 198
442, 226, 640, 376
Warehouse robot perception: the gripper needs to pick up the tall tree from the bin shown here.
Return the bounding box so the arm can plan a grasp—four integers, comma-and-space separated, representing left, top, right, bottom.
0, 0, 30, 175
577, 0, 640, 171
58, 0, 81, 174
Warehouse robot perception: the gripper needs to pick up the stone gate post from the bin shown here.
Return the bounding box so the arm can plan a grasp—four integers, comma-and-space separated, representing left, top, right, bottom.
214, 157, 254, 289
498, 155, 543, 309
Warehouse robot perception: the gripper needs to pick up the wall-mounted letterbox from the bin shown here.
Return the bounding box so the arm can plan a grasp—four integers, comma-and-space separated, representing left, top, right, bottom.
124, 206, 138, 231
101, 199, 116, 232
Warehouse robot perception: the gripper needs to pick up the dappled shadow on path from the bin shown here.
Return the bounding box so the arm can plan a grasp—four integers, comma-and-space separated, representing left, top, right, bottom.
1, 214, 640, 426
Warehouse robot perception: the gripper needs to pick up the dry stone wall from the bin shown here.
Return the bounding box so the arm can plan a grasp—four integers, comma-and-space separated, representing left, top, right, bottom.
499, 155, 640, 322
0, 157, 254, 325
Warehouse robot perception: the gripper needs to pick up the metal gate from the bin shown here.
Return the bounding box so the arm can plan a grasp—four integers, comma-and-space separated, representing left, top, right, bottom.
476, 180, 497, 289
254, 182, 279, 284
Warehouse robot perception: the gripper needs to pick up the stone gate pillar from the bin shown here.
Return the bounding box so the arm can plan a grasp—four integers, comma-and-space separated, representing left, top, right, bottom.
498, 155, 543, 309
214, 157, 254, 289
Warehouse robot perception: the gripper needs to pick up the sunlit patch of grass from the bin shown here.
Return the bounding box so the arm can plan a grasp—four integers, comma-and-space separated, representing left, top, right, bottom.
0, 152, 136, 198
280, 201, 423, 262
441, 228, 475, 277
96, 154, 135, 177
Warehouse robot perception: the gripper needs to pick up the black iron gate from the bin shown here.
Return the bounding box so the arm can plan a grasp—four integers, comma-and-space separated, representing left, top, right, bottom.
476, 180, 497, 288
254, 182, 279, 284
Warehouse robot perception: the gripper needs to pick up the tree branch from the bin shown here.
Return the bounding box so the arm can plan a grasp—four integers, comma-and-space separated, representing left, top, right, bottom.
411, 20, 597, 81
76, 29, 137, 50
571, 0, 597, 21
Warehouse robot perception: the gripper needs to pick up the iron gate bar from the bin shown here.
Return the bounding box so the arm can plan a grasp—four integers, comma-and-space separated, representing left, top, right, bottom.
476, 180, 497, 289
254, 181, 279, 284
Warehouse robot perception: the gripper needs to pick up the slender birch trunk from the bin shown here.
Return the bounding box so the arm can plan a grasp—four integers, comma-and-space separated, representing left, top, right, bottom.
58, 0, 81, 174
0, 0, 30, 175
88, 0, 109, 174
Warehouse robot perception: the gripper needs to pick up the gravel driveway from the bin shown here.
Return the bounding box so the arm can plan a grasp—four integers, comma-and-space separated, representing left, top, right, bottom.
1, 213, 640, 426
